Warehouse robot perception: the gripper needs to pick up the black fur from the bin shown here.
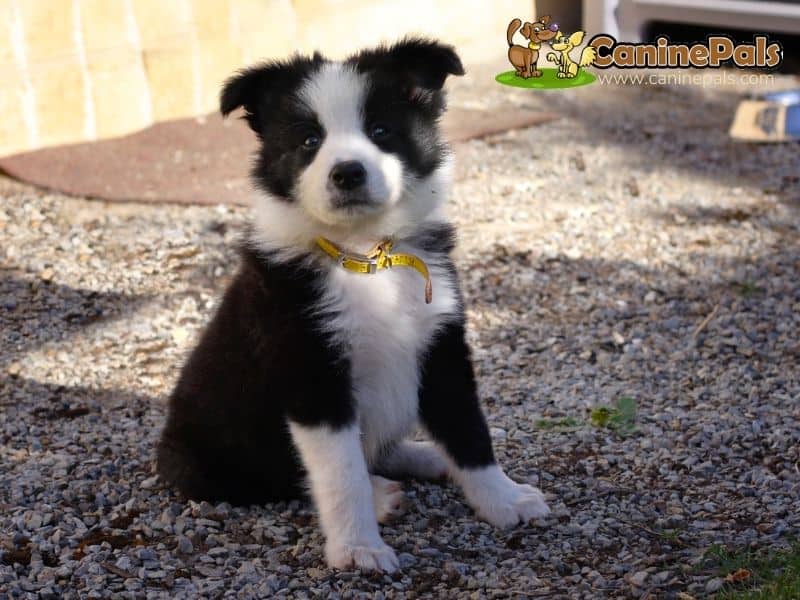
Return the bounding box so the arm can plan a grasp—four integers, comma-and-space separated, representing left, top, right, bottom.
220, 55, 326, 200
157, 248, 354, 503
349, 37, 465, 92
419, 320, 495, 469
220, 53, 325, 135
351, 37, 464, 177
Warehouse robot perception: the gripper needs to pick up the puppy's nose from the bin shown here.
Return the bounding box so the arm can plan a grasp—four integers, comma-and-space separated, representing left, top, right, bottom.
330, 161, 366, 190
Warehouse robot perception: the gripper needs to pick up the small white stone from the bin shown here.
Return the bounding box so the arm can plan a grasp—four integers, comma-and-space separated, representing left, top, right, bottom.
628, 571, 649, 587
706, 577, 725, 593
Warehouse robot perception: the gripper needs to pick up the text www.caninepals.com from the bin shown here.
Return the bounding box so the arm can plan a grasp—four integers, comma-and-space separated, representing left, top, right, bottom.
595, 71, 776, 86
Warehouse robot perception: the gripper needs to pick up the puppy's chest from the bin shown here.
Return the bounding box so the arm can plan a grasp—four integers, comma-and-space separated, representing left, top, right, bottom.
321, 254, 458, 460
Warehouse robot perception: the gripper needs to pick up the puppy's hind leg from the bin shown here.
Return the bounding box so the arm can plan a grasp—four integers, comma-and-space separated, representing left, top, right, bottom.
376, 440, 449, 481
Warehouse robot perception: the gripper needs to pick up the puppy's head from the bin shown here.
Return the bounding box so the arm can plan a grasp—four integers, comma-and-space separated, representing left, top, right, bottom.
221, 39, 464, 243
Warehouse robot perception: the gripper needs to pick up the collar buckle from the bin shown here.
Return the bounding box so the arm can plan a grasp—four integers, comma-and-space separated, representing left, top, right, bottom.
339, 253, 379, 274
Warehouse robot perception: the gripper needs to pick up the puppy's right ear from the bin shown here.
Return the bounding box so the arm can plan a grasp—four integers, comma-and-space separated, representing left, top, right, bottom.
220, 54, 324, 134
220, 67, 264, 117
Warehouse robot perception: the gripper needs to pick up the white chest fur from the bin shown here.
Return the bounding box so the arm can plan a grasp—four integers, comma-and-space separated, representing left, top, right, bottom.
317, 246, 458, 463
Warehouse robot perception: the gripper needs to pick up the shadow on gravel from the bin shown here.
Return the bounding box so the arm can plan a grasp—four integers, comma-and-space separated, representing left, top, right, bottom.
463, 239, 799, 405
0, 377, 156, 413
0, 273, 152, 370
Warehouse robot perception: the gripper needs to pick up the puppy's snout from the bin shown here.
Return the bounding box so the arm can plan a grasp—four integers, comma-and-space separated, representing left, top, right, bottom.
330, 161, 367, 190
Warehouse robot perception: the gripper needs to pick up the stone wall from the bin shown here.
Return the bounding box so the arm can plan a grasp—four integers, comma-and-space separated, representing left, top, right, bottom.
0, 0, 533, 156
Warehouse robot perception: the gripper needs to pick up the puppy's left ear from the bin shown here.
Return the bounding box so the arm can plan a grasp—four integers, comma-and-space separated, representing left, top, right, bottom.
352, 37, 465, 92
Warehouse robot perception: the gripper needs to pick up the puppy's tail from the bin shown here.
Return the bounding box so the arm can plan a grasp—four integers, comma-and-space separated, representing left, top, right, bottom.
507, 18, 521, 47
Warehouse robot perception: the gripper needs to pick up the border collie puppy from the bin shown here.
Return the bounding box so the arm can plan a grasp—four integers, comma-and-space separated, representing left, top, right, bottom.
157, 38, 549, 572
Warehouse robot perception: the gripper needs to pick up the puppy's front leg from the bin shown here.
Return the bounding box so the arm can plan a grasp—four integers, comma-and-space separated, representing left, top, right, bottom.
289, 421, 399, 572
419, 321, 550, 528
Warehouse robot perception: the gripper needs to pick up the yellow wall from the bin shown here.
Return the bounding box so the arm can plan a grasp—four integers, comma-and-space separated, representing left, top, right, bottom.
0, 0, 533, 157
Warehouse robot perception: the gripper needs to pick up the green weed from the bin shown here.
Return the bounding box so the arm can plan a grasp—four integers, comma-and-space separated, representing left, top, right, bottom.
589, 396, 637, 436
700, 542, 800, 599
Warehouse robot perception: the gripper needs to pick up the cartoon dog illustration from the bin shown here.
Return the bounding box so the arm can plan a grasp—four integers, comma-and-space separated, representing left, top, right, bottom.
507, 16, 559, 78
546, 30, 597, 78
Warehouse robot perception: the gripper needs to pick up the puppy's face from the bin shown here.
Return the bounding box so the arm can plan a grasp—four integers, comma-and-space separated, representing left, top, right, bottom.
221, 39, 464, 233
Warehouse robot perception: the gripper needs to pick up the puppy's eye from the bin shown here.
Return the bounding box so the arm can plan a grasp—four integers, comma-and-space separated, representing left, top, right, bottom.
533, 26, 541, 32
302, 134, 320, 149
368, 124, 390, 140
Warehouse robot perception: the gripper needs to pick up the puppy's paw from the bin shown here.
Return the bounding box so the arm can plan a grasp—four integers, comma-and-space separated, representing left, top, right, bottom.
371, 475, 406, 523
477, 482, 550, 529
462, 465, 550, 529
325, 538, 400, 572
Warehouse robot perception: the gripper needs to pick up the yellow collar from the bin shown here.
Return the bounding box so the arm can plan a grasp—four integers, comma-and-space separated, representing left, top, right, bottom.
315, 237, 433, 304
528, 42, 541, 50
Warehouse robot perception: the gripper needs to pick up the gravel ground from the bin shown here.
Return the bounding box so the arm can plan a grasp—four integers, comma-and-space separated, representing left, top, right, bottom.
2, 62, 799, 598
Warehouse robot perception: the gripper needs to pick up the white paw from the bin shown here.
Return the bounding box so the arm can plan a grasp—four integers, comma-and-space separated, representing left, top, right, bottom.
371, 475, 406, 523
461, 465, 550, 529
325, 538, 400, 572
477, 482, 550, 529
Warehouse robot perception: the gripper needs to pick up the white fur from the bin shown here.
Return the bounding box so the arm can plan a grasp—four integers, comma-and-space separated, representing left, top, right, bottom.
288, 422, 399, 572
378, 440, 449, 480
451, 464, 550, 528
250, 160, 452, 262
295, 63, 404, 226
285, 240, 457, 572
317, 241, 459, 463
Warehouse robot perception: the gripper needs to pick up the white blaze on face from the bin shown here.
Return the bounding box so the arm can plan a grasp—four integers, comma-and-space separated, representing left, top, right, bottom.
294, 63, 404, 225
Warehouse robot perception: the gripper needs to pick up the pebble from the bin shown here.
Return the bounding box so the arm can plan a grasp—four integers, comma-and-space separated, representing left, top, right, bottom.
176, 536, 194, 554
135, 548, 156, 562
705, 577, 725, 593
629, 570, 649, 587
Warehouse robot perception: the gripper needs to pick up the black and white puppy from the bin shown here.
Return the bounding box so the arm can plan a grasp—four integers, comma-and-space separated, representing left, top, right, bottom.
157, 38, 549, 573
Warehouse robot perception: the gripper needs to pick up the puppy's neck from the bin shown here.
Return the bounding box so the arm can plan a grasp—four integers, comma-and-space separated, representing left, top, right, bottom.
251, 198, 444, 259
249, 162, 452, 261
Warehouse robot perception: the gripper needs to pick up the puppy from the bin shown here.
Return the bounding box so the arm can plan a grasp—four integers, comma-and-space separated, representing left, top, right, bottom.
156, 38, 550, 573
